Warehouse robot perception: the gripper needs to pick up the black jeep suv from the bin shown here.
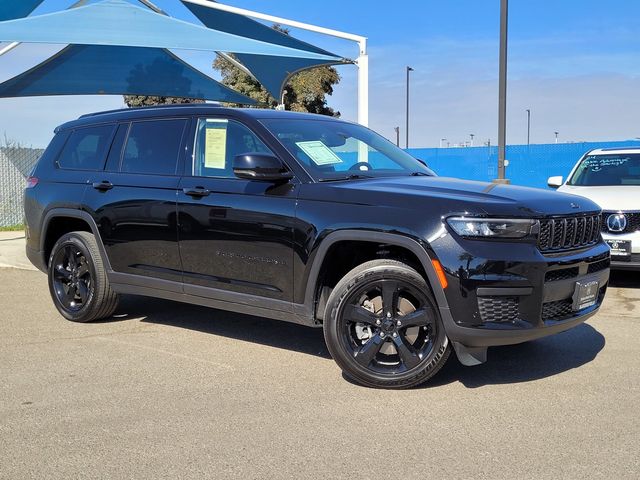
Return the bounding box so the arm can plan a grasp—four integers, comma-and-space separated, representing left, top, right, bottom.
24, 105, 610, 388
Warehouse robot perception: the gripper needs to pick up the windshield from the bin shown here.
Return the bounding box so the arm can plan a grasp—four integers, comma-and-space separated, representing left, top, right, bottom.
568, 153, 640, 186
260, 118, 435, 181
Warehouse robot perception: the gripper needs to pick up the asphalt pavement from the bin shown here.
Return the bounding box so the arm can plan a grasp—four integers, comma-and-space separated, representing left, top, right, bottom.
0, 260, 638, 479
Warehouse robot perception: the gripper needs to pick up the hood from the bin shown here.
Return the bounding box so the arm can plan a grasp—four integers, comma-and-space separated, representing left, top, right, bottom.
303, 176, 601, 217
557, 185, 640, 211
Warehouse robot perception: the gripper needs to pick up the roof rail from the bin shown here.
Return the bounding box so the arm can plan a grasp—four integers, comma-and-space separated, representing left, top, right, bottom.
598, 146, 640, 152
78, 102, 222, 119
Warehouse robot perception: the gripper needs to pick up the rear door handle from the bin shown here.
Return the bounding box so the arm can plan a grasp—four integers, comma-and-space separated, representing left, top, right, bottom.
183, 187, 210, 198
92, 181, 113, 191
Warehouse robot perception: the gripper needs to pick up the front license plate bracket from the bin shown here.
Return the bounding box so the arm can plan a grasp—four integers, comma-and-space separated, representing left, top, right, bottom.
572, 280, 599, 311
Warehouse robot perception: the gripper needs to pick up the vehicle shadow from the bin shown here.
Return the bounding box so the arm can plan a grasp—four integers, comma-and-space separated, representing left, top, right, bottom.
112, 295, 605, 388
609, 270, 639, 289
426, 322, 605, 389
111, 295, 332, 359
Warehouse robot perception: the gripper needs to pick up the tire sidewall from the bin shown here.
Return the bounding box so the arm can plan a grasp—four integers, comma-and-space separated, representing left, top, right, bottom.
47, 233, 99, 322
324, 263, 449, 388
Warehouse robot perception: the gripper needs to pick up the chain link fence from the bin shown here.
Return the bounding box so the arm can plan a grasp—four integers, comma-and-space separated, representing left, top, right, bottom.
0, 146, 43, 227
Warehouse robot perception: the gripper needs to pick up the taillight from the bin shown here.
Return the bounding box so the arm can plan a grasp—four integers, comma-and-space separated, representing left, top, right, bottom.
26, 176, 38, 189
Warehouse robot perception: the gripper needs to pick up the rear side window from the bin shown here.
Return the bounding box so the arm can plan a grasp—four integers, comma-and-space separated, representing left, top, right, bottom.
121, 119, 187, 175
57, 125, 115, 170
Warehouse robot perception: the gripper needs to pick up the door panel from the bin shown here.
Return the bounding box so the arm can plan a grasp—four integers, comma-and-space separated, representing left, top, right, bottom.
177, 178, 297, 300
177, 117, 297, 301
84, 118, 188, 282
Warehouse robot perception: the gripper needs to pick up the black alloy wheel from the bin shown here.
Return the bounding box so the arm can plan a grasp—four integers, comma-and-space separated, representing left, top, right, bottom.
51, 244, 92, 312
47, 231, 119, 322
324, 259, 450, 389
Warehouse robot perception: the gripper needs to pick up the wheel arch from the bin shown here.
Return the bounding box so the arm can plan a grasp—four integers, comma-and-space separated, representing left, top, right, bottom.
303, 230, 450, 320
41, 208, 112, 271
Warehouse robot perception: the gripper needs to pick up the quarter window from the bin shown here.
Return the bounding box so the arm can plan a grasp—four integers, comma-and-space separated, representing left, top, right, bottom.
57, 125, 115, 170
121, 119, 187, 175
193, 118, 273, 178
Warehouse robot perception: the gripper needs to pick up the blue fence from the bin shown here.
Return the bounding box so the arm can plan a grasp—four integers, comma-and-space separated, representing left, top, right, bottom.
407, 140, 640, 189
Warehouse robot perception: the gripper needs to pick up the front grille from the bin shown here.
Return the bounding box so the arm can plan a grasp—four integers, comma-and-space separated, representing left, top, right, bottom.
600, 211, 640, 234
545, 267, 579, 282
538, 214, 601, 252
587, 257, 610, 274
542, 298, 573, 320
477, 296, 519, 323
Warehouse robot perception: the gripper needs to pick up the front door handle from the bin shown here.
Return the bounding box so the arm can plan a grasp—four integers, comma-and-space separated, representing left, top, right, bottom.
92, 181, 113, 191
183, 187, 210, 198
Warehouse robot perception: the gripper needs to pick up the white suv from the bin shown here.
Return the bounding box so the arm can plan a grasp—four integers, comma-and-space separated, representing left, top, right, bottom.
548, 147, 640, 270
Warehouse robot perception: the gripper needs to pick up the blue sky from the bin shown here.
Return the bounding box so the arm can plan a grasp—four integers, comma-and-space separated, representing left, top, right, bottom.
1, 0, 640, 147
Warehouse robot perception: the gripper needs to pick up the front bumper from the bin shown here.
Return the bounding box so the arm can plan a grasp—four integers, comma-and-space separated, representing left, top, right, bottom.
430, 232, 610, 350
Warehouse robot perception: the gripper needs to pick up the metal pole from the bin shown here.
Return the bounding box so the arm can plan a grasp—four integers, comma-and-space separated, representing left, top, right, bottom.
526, 109, 531, 145
405, 66, 413, 149
497, 0, 508, 182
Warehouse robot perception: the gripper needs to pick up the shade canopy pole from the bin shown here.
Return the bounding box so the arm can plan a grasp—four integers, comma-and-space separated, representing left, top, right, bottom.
183, 0, 368, 126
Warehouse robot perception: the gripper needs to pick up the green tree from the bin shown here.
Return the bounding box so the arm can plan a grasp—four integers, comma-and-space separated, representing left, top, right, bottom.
213, 26, 341, 116
123, 95, 204, 108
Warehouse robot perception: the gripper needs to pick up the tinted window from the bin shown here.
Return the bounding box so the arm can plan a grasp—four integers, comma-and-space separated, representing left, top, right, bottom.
104, 123, 129, 172
121, 119, 187, 175
57, 125, 115, 170
194, 118, 273, 178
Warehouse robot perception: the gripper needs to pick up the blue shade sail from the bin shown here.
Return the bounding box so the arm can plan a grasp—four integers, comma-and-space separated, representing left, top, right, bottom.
0, 0, 340, 60
0, 0, 44, 21
0, 44, 257, 104
182, 1, 347, 97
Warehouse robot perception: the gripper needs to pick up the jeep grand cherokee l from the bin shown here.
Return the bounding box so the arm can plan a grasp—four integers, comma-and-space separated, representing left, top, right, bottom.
24, 105, 610, 389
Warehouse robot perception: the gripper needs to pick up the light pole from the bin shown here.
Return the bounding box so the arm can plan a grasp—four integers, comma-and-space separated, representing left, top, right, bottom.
470, 134, 475, 147
526, 109, 531, 145
554, 131, 559, 144
394, 127, 400, 147
496, 0, 509, 182
406, 66, 414, 149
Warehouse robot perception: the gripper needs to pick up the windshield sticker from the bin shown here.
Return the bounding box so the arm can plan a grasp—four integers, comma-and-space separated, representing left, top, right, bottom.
296, 140, 343, 166
584, 156, 630, 171
204, 125, 227, 169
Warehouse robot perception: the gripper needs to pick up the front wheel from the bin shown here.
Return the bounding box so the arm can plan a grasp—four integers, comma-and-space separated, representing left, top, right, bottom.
323, 259, 450, 389
48, 231, 119, 323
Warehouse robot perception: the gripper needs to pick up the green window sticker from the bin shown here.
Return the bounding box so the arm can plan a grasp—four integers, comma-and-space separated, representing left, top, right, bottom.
296, 140, 343, 166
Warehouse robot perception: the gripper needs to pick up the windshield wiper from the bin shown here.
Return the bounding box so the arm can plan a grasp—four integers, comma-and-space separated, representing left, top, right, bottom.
318, 174, 373, 182
410, 171, 431, 176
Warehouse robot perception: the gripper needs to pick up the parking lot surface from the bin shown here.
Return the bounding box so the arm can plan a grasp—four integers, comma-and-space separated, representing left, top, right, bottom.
1, 267, 639, 479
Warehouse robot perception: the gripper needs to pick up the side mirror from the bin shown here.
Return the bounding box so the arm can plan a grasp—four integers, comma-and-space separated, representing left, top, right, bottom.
547, 176, 564, 188
233, 154, 293, 182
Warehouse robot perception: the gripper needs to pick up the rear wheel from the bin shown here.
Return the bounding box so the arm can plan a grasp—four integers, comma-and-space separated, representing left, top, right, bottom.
48, 231, 118, 322
323, 259, 450, 389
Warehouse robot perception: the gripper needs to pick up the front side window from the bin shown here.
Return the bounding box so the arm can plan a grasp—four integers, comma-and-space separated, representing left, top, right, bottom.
193, 118, 273, 178
57, 125, 115, 170
260, 118, 434, 181
568, 153, 640, 186
121, 119, 187, 175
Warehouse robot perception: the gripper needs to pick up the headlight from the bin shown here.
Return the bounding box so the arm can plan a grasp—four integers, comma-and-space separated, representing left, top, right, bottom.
446, 217, 537, 238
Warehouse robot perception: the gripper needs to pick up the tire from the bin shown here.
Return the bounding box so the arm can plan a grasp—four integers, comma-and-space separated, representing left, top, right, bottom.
323, 259, 451, 389
47, 231, 119, 323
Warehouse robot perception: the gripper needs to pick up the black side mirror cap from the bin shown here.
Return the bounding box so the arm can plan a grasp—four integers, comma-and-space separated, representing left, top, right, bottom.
233, 154, 294, 182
